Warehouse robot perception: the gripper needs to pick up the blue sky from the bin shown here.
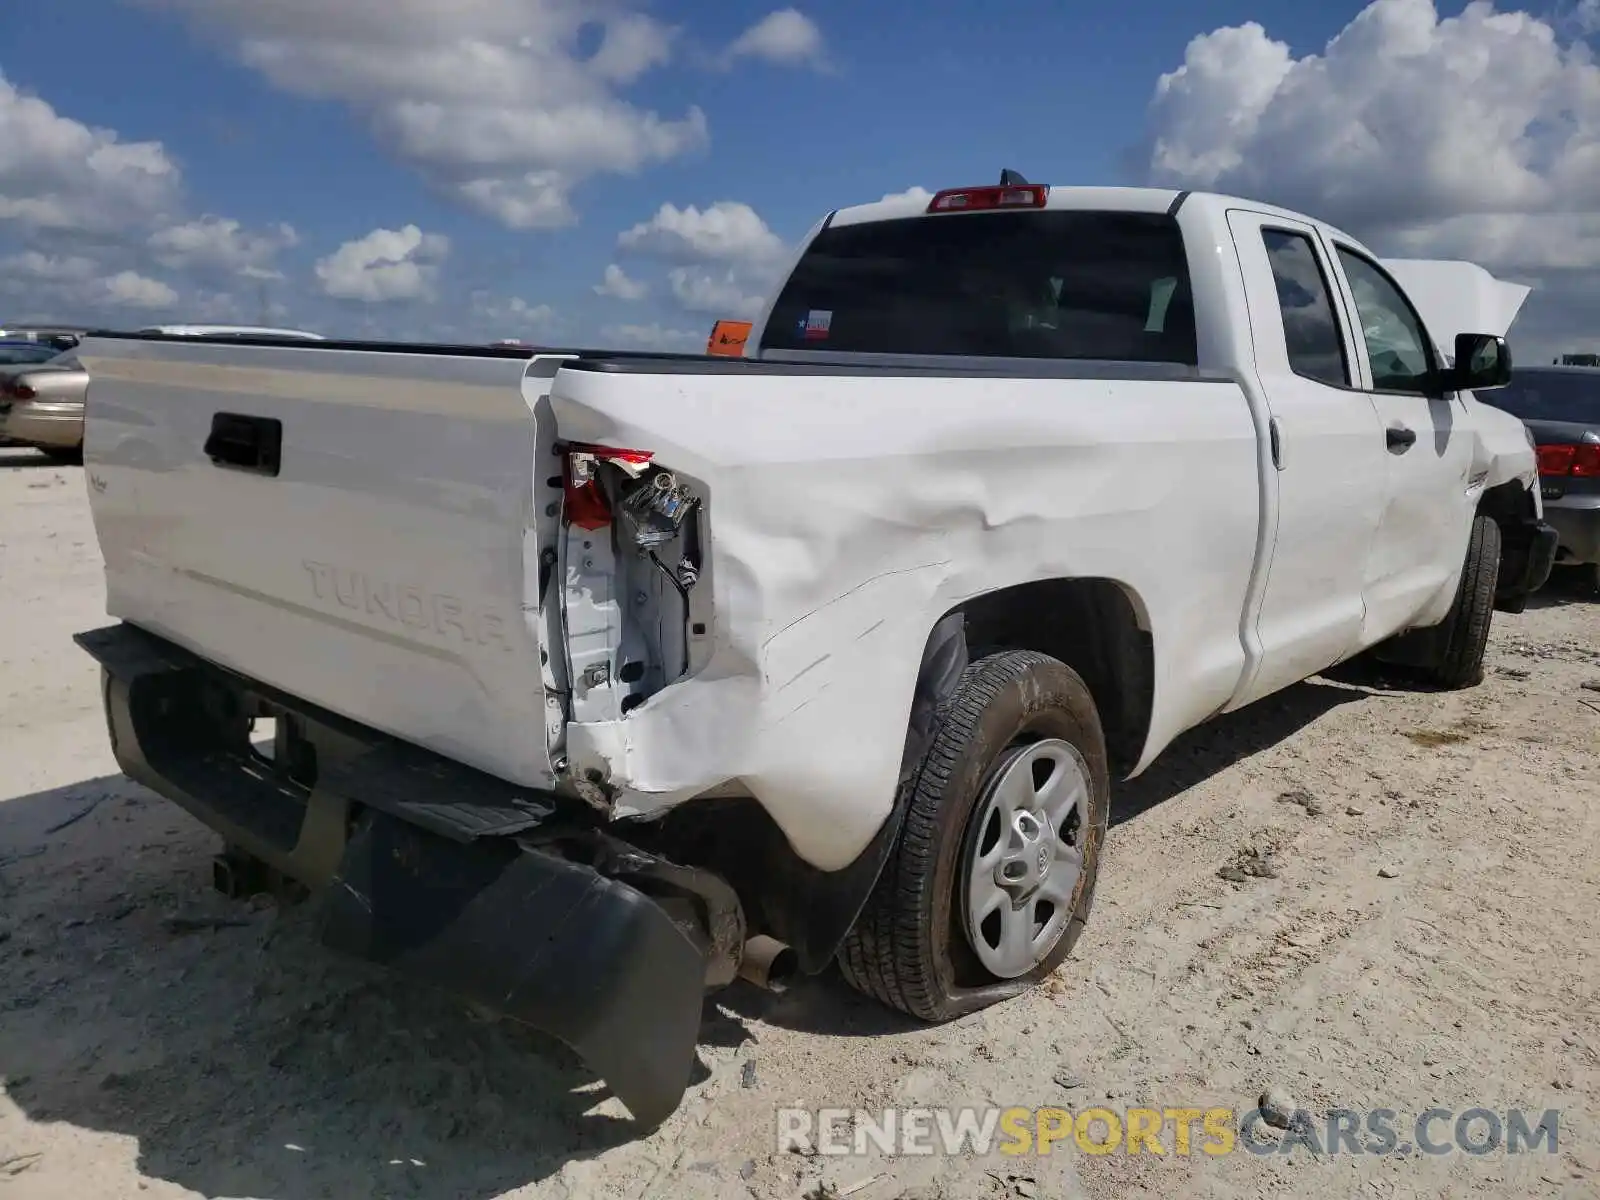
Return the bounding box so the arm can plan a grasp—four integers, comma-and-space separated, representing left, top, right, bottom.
1, 0, 1596, 353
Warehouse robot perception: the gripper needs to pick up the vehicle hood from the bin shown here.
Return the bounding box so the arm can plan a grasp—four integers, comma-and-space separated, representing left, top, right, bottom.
1379, 258, 1531, 351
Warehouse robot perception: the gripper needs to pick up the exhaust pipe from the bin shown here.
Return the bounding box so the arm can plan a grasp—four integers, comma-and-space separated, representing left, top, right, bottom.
213, 849, 269, 899
737, 935, 798, 993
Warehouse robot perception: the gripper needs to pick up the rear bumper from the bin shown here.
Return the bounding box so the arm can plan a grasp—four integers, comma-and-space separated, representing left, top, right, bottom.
1519, 520, 1561, 592
74, 621, 716, 1127
1544, 501, 1600, 567
1494, 516, 1560, 611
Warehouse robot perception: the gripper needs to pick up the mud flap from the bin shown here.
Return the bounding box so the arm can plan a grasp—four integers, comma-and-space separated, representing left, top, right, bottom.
320, 812, 708, 1128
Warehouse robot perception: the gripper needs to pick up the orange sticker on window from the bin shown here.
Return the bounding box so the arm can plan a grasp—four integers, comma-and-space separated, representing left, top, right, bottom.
707, 319, 752, 356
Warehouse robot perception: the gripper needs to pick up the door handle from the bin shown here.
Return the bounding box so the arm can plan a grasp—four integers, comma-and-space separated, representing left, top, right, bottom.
1385, 425, 1417, 452
204, 412, 282, 476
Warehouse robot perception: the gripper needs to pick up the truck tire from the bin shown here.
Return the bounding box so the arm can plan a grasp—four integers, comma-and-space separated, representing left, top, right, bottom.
837, 650, 1109, 1022
1426, 514, 1501, 689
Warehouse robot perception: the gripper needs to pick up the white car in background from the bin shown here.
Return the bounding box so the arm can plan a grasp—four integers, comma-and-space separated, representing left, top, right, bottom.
137, 324, 325, 340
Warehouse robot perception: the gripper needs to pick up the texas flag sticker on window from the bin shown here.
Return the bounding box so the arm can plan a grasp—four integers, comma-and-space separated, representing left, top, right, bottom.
799, 309, 833, 340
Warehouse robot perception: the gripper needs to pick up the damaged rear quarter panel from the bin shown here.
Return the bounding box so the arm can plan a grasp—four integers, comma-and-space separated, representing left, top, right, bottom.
550, 366, 1262, 872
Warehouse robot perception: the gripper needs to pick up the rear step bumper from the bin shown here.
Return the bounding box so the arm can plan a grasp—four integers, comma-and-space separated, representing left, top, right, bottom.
74, 621, 716, 1127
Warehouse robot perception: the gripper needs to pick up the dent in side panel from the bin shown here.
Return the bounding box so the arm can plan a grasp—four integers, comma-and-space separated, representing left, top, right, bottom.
549, 368, 1263, 872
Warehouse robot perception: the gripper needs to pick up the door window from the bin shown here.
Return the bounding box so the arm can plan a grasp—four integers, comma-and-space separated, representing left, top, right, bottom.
1261, 230, 1350, 387
1335, 248, 1437, 394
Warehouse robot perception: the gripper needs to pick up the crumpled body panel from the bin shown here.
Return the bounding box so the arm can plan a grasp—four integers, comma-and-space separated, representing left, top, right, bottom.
549, 366, 1264, 871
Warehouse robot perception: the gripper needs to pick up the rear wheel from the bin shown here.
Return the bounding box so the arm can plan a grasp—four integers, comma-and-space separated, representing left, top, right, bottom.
837, 650, 1109, 1022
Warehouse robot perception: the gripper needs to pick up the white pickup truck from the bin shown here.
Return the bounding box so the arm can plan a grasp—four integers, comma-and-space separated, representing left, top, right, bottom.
72, 179, 1557, 1125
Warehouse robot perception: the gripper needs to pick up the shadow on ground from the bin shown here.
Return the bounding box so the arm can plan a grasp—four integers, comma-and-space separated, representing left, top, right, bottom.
1111, 677, 1370, 826
0, 775, 747, 1199
0, 678, 1366, 1195
1524, 565, 1600, 609
0, 447, 67, 470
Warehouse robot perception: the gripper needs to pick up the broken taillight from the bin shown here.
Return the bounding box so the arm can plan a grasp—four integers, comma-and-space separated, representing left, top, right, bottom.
1536, 443, 1600, 477
2, 381, 36, 400
561, 443, 655, 530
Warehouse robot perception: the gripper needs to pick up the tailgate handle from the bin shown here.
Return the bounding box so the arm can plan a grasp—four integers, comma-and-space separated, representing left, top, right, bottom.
204, 412, 282, 477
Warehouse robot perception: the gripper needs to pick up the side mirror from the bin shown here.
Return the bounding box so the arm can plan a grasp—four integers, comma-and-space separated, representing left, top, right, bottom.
1442, 332, 1512, 392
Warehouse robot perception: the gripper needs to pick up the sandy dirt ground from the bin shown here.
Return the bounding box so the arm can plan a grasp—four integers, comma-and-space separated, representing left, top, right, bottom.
2, 443, 1598, 1200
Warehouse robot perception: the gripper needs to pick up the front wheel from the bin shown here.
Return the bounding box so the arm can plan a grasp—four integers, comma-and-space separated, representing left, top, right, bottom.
837, 650, 1109, 1022
1425, 514, 1501, 689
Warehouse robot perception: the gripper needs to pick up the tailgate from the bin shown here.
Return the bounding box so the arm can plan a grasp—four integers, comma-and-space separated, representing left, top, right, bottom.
76, 335, 570, 787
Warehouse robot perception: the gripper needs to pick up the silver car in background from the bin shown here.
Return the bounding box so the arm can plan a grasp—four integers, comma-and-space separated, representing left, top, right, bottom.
0, 342, 89, 463
1478, 365, 1600, 594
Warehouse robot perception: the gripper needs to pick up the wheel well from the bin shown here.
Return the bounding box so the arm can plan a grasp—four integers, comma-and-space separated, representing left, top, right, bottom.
1477, 479, 1538, 611
630, 578, 1155, 975
1477, 478, 1533, 527
953, 578, 1154, 777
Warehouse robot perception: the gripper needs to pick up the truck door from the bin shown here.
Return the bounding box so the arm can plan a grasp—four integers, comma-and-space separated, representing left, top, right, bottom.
1223, 211, 1388, 709
1323, 243, 1479, 639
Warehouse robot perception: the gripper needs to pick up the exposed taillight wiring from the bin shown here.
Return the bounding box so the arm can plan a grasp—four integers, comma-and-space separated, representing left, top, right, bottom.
561, 443, 655, 531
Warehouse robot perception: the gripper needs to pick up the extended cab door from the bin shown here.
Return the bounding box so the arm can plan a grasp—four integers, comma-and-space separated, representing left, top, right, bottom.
1223, 211, 1388, 708
1323, 244, 1478, 639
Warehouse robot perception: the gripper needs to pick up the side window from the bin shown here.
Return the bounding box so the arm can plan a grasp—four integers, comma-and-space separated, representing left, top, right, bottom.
1261, 230, 1350, 387
1334, 247, 1436, 394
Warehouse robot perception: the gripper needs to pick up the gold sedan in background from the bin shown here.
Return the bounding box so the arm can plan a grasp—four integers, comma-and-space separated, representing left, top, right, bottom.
0, 342, 88, 464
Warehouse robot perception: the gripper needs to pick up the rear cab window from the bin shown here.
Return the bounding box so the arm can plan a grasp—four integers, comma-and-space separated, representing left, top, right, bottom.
759, 210, 1198, 365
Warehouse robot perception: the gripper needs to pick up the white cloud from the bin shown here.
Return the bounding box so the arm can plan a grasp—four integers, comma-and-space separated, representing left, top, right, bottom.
315, 224, 449, 302
879, 186, 933, 204
0, 70, 180, 236
1142, 0, 1600, 355
594, 262, 648, 301
1, 251, 102, 285
1146, 0, 1600, 257
618, 201, 787, 267
137, 0, 711, 229
0, 73, 297, 325
725, 9, 827, 68
616, 200, 787, 323
148, 216, 299, 279
667, 266, 764, 317
472, 292, 556, 330
589, 12, 679, 83
601, 322, 704, 351
104, 271, 179, 309
0, 251, 180, 319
